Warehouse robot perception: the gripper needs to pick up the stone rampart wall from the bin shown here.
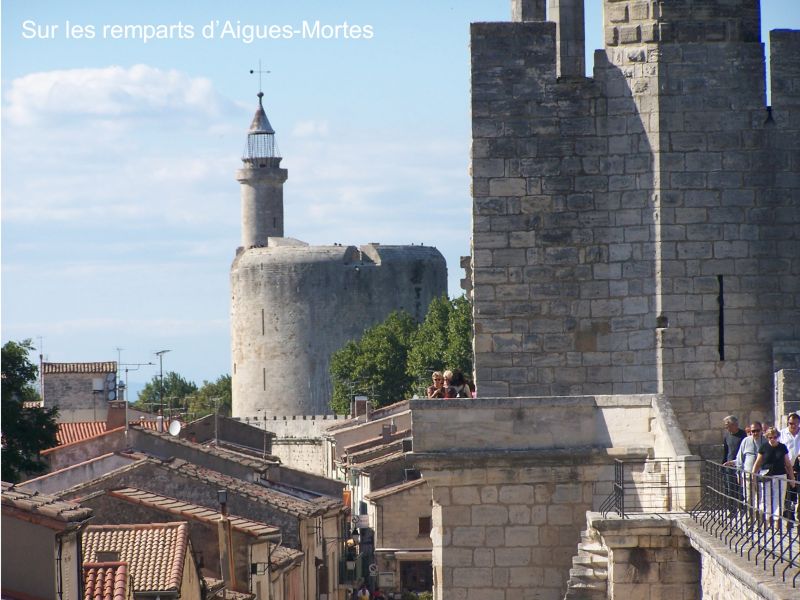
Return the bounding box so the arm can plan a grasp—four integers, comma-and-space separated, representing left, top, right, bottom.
271, 438, 325, 475
411, 396, 656, 454
231, 244, 447, 418
470, 1, 800, 455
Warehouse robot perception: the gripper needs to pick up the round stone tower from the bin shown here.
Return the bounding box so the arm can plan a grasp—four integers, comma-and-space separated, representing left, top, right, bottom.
230, 95, 447, 419
237, 92, 288, 248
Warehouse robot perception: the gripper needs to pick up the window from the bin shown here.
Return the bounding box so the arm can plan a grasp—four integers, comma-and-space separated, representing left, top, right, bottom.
418, 516, 431, 536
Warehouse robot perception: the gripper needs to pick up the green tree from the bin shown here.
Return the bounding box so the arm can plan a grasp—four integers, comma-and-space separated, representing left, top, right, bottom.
133, 371, 198, 415
329, 311, 418, 413
407, 295, 473, 395
187, 374, 232, 420
1, 339, 59, 482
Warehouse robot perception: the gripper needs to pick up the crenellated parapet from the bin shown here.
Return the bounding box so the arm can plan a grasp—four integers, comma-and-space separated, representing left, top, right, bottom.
470, 0, 800, 452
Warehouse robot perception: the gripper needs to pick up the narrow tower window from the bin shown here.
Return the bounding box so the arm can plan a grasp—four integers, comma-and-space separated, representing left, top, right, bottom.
717, 275, 725, 361
263, 367, 266, 391
261, 308, 265, 335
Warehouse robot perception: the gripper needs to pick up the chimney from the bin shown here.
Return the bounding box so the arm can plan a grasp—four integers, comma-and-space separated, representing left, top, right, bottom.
106, 401, 126, 429
381, 424, 392, 441
511, 0, 546, 22
548, 0, 585, 79
217, 489, 238, 591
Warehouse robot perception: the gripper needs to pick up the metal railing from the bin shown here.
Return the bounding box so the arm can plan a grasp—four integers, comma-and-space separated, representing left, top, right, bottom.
690, 461, 800, 588
600, 457, 702, 518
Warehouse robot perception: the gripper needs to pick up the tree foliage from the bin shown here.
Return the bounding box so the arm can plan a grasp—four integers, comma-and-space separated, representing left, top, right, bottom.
329, 296, 474, 413
407, 295, 473, 394
186, 374, 232, 420
133, 371, 198, 414
329, 311, 418, 414
1, 339, 59, 482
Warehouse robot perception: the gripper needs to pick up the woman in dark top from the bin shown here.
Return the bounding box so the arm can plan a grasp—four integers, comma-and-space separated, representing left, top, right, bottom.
752, 426, 797, 521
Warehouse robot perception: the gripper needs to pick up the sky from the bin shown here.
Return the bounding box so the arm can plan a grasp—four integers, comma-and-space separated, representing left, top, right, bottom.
2, 1, 798, 397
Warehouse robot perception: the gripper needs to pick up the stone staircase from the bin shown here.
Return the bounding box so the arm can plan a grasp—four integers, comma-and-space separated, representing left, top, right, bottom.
563, 527, 608, 600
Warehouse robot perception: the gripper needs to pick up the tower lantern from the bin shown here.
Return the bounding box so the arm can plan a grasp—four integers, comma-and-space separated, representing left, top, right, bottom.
244, 92, 280, 165
236, 91, 288, 248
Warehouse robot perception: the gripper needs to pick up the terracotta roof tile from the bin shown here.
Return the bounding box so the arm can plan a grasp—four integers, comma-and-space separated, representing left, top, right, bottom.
351, 450, 406, 472
1, 482, 93, 525
51, 421, 161, 449
269, 545, 304, 569
107, 488, 280, 539
42, 362, 117, 374
82, 522, 188, 593
364, 478, 426, 501
133, 428, 277, 471
159, 459, 341, 518
83, 561, 130, 600
57, 422, 108, 445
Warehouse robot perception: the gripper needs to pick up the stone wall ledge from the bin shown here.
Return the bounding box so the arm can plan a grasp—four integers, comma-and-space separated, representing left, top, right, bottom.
585, 513, 799, 600
409, 395, 655, 410
675, 518, 799, 600
410, 445, 651, 470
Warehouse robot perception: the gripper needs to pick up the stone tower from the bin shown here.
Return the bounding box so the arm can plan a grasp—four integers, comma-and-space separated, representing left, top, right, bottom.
470, 0, 800, 454
237, 92, 288, 248
231, 96, 447, 419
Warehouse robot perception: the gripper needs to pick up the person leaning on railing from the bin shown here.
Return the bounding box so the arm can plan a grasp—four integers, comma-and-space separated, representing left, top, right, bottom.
734, 422, 764, 505
751, 426, 797, 523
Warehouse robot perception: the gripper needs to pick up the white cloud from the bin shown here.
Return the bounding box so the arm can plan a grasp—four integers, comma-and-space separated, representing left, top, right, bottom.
291, 120, 330, 137
3, 65, 228, 126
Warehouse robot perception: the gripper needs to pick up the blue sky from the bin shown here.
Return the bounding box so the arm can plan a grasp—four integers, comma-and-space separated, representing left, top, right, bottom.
2, 1, 798, 395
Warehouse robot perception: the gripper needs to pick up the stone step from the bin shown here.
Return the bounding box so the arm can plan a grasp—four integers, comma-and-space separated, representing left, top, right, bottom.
570, 567, 608, 580
566, 577, 607, 591
575, 551, 608, 565
578, 541, 608, 556
573, 554, 605, 568
564, 590, 606, 600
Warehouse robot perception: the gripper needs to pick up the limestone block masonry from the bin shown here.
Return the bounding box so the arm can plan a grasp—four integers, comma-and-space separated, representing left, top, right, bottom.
470, 0, 800, 454
230, 96, 447, 419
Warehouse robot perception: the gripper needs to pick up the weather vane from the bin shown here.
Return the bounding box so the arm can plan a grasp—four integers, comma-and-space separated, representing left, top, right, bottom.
249, 60, 271, 94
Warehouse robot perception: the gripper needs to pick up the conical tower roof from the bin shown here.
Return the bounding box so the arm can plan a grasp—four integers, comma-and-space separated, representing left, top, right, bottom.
249, 92, 275, 134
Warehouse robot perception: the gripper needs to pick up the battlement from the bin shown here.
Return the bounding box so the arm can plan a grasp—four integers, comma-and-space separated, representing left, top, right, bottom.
604, 0, 761, 46
469, 0, 800, 449
238, 413, 353, 440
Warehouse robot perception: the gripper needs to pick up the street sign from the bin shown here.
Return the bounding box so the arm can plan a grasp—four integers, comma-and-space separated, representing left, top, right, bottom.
368, 563, 378, 576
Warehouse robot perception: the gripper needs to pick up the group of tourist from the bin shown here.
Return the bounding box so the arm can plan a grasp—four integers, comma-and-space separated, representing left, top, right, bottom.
426, 369, 474, 399
723, 413, 800, 523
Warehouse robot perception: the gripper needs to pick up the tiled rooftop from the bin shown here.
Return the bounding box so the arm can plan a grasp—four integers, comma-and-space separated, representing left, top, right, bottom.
58, 457, 341, 520
56, 421, 160, 446
270, 544, 304, 570
364, 478, 426, 501
42, 362, 117, 374
133, 427, 277, 471
82, 522, 189, 593
343, 429, 411, 456
1, 482, 93, 525
350, 450, 405, 472
83, 561, 130, 600
108, 488, 280, 539
160, 459, 341, 518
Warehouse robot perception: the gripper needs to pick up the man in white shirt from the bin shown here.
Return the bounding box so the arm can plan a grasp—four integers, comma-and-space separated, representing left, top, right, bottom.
779, 413, 800, 463
735, 422, 763, 507
779, 413, 800, 519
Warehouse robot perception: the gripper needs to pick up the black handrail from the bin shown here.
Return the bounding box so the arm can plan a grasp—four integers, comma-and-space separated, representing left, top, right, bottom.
689, 460, 800, 588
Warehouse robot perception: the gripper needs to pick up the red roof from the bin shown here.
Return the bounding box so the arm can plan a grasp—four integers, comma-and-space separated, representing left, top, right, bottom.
83, 562, 130, 600
56, 421, 160, 446
82, 523, 189, 593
